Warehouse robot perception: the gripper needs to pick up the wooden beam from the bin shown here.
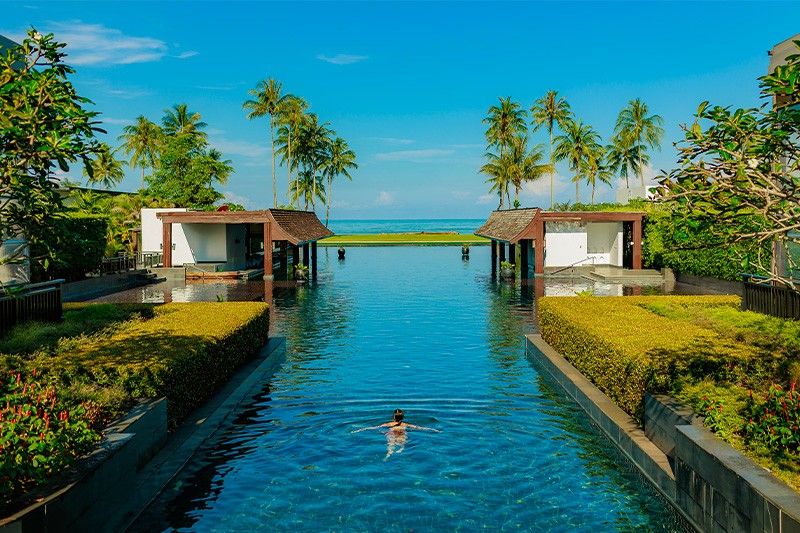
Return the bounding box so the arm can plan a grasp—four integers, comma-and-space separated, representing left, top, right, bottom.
632, 218, 642, 270
302, 243, 310, 266
292, 245, 300, 266
311, 241, 318, 280
534, 220, 545, 275
520, 239, 529, 278
491, 240, 497, 277
162, 222, 172, 268
540, 211, 645, 223
509, 244, 516, 265
158, 211, 271, 224
499, 242, 506, 262
279, 241, 288, 277
263, 222, 273, 277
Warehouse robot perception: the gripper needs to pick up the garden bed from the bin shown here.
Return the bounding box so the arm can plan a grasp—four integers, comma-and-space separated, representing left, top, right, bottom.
0, 301, 269, 511
538, 295, 800, 490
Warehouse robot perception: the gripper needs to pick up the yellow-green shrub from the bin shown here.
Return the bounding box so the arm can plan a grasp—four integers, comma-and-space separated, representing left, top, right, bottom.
537, 295, 755, 420
39, 302, 269, 425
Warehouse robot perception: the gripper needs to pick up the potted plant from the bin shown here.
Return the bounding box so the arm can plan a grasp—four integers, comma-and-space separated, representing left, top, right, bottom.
461, 243, 470, 257
337, 246, 346, 260
294, 262, 309, 281
500, 261, 515, 279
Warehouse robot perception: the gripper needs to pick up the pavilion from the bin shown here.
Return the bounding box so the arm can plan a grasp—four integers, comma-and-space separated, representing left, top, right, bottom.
475, 208, 645, 277
142, 208, 333, 280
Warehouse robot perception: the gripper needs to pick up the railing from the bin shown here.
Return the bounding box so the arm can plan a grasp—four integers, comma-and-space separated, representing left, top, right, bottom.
549, 256, 596, 276
742, 275, 800, 320
100, 253, 137, 275
0, 280, 64, 336
138, 252, 163, 269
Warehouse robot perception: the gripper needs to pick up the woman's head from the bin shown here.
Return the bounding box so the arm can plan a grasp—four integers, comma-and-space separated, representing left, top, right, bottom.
393, 409, 404, 422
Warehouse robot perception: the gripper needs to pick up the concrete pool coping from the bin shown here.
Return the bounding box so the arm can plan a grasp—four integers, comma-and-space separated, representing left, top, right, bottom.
526, 334, 800, 533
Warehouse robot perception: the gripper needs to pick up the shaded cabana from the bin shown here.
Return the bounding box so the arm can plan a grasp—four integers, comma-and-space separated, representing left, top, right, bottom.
475, 208, 645, 277
155, 209, 333, 279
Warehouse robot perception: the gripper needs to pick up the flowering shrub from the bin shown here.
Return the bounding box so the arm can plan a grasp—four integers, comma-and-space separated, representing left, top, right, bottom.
0, 370, 99, 500
744, 384, 800, 454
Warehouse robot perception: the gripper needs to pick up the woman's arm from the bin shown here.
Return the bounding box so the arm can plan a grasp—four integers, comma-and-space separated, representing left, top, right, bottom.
351, 423, 393, 433
405, 424, 441, 433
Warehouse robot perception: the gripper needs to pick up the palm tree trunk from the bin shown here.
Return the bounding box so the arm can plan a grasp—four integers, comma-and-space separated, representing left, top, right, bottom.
311, 165, 317, 210
141, 167, 145, 190
549, 130, 554, 209
287, 130, 293, 207
270, 115, 277, 207
326, 175, 332, 226
638, 151, 644, 189
514, 185, 520, 206
498, 190, 504, 210
575, 180, 580, 205
592, 183, 596, 205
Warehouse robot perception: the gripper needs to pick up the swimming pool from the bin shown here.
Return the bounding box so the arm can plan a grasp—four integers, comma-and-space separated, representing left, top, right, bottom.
132, 246, 688, 531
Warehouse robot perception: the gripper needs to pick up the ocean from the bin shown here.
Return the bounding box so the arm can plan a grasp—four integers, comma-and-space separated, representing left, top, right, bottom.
327, 219, 483, 235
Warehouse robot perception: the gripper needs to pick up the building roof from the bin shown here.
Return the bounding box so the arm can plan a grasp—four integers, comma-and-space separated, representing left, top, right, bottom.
475, 208, 646, 243
475, 208, 539, 243
156, 208, 333, 245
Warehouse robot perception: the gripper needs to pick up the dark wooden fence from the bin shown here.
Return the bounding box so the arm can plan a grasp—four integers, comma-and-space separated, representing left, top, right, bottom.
0, 280, 64, 336
100, 254, 137, 275
742, 276, 800, 320
138, 252, 163, 269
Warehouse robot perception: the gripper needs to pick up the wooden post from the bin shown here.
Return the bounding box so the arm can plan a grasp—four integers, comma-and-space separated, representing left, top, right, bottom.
292, 244, 300, 266
162, 222, 172, 268
279, 241, 288, 277
534, 220, 545, 275
302, 243, 310, 266
509, 244, 516, 265
491, 240, 497, 277
263, 222, 272, 278
632, 218, 642, 270
499, 242, 506, 263
520, 239, 529, 278
311, 241, 318, 280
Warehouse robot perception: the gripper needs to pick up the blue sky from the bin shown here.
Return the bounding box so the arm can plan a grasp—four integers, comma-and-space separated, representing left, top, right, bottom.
5, 1, 800, 219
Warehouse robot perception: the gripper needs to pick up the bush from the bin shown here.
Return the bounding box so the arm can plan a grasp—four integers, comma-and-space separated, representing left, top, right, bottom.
30, 214, 108, 282
744, 384, 800, 454
39, 302, 270, 425
0, 370, 99, 500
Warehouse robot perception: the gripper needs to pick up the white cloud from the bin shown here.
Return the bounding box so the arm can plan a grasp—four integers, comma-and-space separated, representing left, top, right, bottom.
375, 191, 395, 206
106, 87, 151, 99
175, 50, 199, 59
451, 190, 473, 200
195, 83, 242, 91
222, 191, 253, 210
101, 117, 133, 125
210, 138, 269, 158
476, 193, 496, 205
373, 137, 414, 145
317, 53, 368, 65
450, 143, 484, 149
521, 173, 569, 199
374, 149, 454, 163
38, 21, 168, 65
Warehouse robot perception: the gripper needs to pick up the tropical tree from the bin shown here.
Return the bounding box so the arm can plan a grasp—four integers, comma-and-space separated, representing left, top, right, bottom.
580, 145, 613, 205
504, 135, 553, 206
276, 95, 309, 206
162, 103, 207, 142
531, 90, 573, 208
614, 98, 664, 188
83, 143, 126, 189
118, 116, 163, 188
605, 133, 647, 189
320, 137, 357, 226
243, 78, 288, 207
293, 113, 333, 210
292, 169, 326, 211
481, 150, 513, 209
553, 121, 601, 204
483, 97, 527, 155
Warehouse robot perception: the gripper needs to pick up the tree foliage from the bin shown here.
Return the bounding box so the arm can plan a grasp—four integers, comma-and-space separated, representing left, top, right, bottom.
0, 29, 102, 275
658, 40, 800, 288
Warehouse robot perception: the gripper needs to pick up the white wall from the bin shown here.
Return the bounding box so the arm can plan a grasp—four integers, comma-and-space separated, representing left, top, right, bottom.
142, 208, 228, 266
544, 222, 587, 267
586, 222, 623, 266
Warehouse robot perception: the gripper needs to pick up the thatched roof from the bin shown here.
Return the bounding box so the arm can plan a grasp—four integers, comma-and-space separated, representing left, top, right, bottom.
268, 209, 333, 244
475, 208, 539, 243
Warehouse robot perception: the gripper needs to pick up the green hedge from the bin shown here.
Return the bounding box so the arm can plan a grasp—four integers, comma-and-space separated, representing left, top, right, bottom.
40, 302, 270, 425
31, 213, 108, 282
537, 295, 753, 420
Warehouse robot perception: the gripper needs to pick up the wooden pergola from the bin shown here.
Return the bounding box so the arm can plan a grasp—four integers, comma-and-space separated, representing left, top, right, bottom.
475, 208, 645, 276
156, 209, 333, 279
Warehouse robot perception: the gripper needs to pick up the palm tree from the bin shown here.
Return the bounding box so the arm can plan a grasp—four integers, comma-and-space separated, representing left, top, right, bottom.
504, 135, 553, 206
118, 116, 163, 188
84, 143, 126, 189
291, 169, 326, 211
294, 114, 333, 211
162, 103, 208, 141
483, 97, 527, 155
276, 95, 309, 207
614, 98, 664, 188
553, 121, 601, 204
320, 137, 357, 226
481, 151, 513, 209
581, 145, 613, 205
606, 133, 648, 189
531, 90, 573, 208
243, 78, 288, 207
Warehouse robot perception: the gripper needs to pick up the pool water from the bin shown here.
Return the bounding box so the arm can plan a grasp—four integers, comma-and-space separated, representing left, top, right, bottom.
133, 246, 687, 531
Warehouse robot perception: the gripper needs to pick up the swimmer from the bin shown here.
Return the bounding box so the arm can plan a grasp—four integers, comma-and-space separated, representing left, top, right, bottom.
351, 409, 441, 460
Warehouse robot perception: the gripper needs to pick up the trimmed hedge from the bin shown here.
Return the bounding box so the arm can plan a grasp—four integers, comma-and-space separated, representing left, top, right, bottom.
537, 295, 754, 420
39, 302, 270, 425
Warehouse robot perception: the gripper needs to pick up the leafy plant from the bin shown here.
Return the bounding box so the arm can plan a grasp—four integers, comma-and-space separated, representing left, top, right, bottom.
294, 262, 309, 272
744, 384, 800, 454
500, 261, 514, 269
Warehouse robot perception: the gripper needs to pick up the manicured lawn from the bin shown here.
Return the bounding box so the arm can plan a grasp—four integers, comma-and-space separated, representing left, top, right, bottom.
320, 233, 489, 246
538, 295, 800, 490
